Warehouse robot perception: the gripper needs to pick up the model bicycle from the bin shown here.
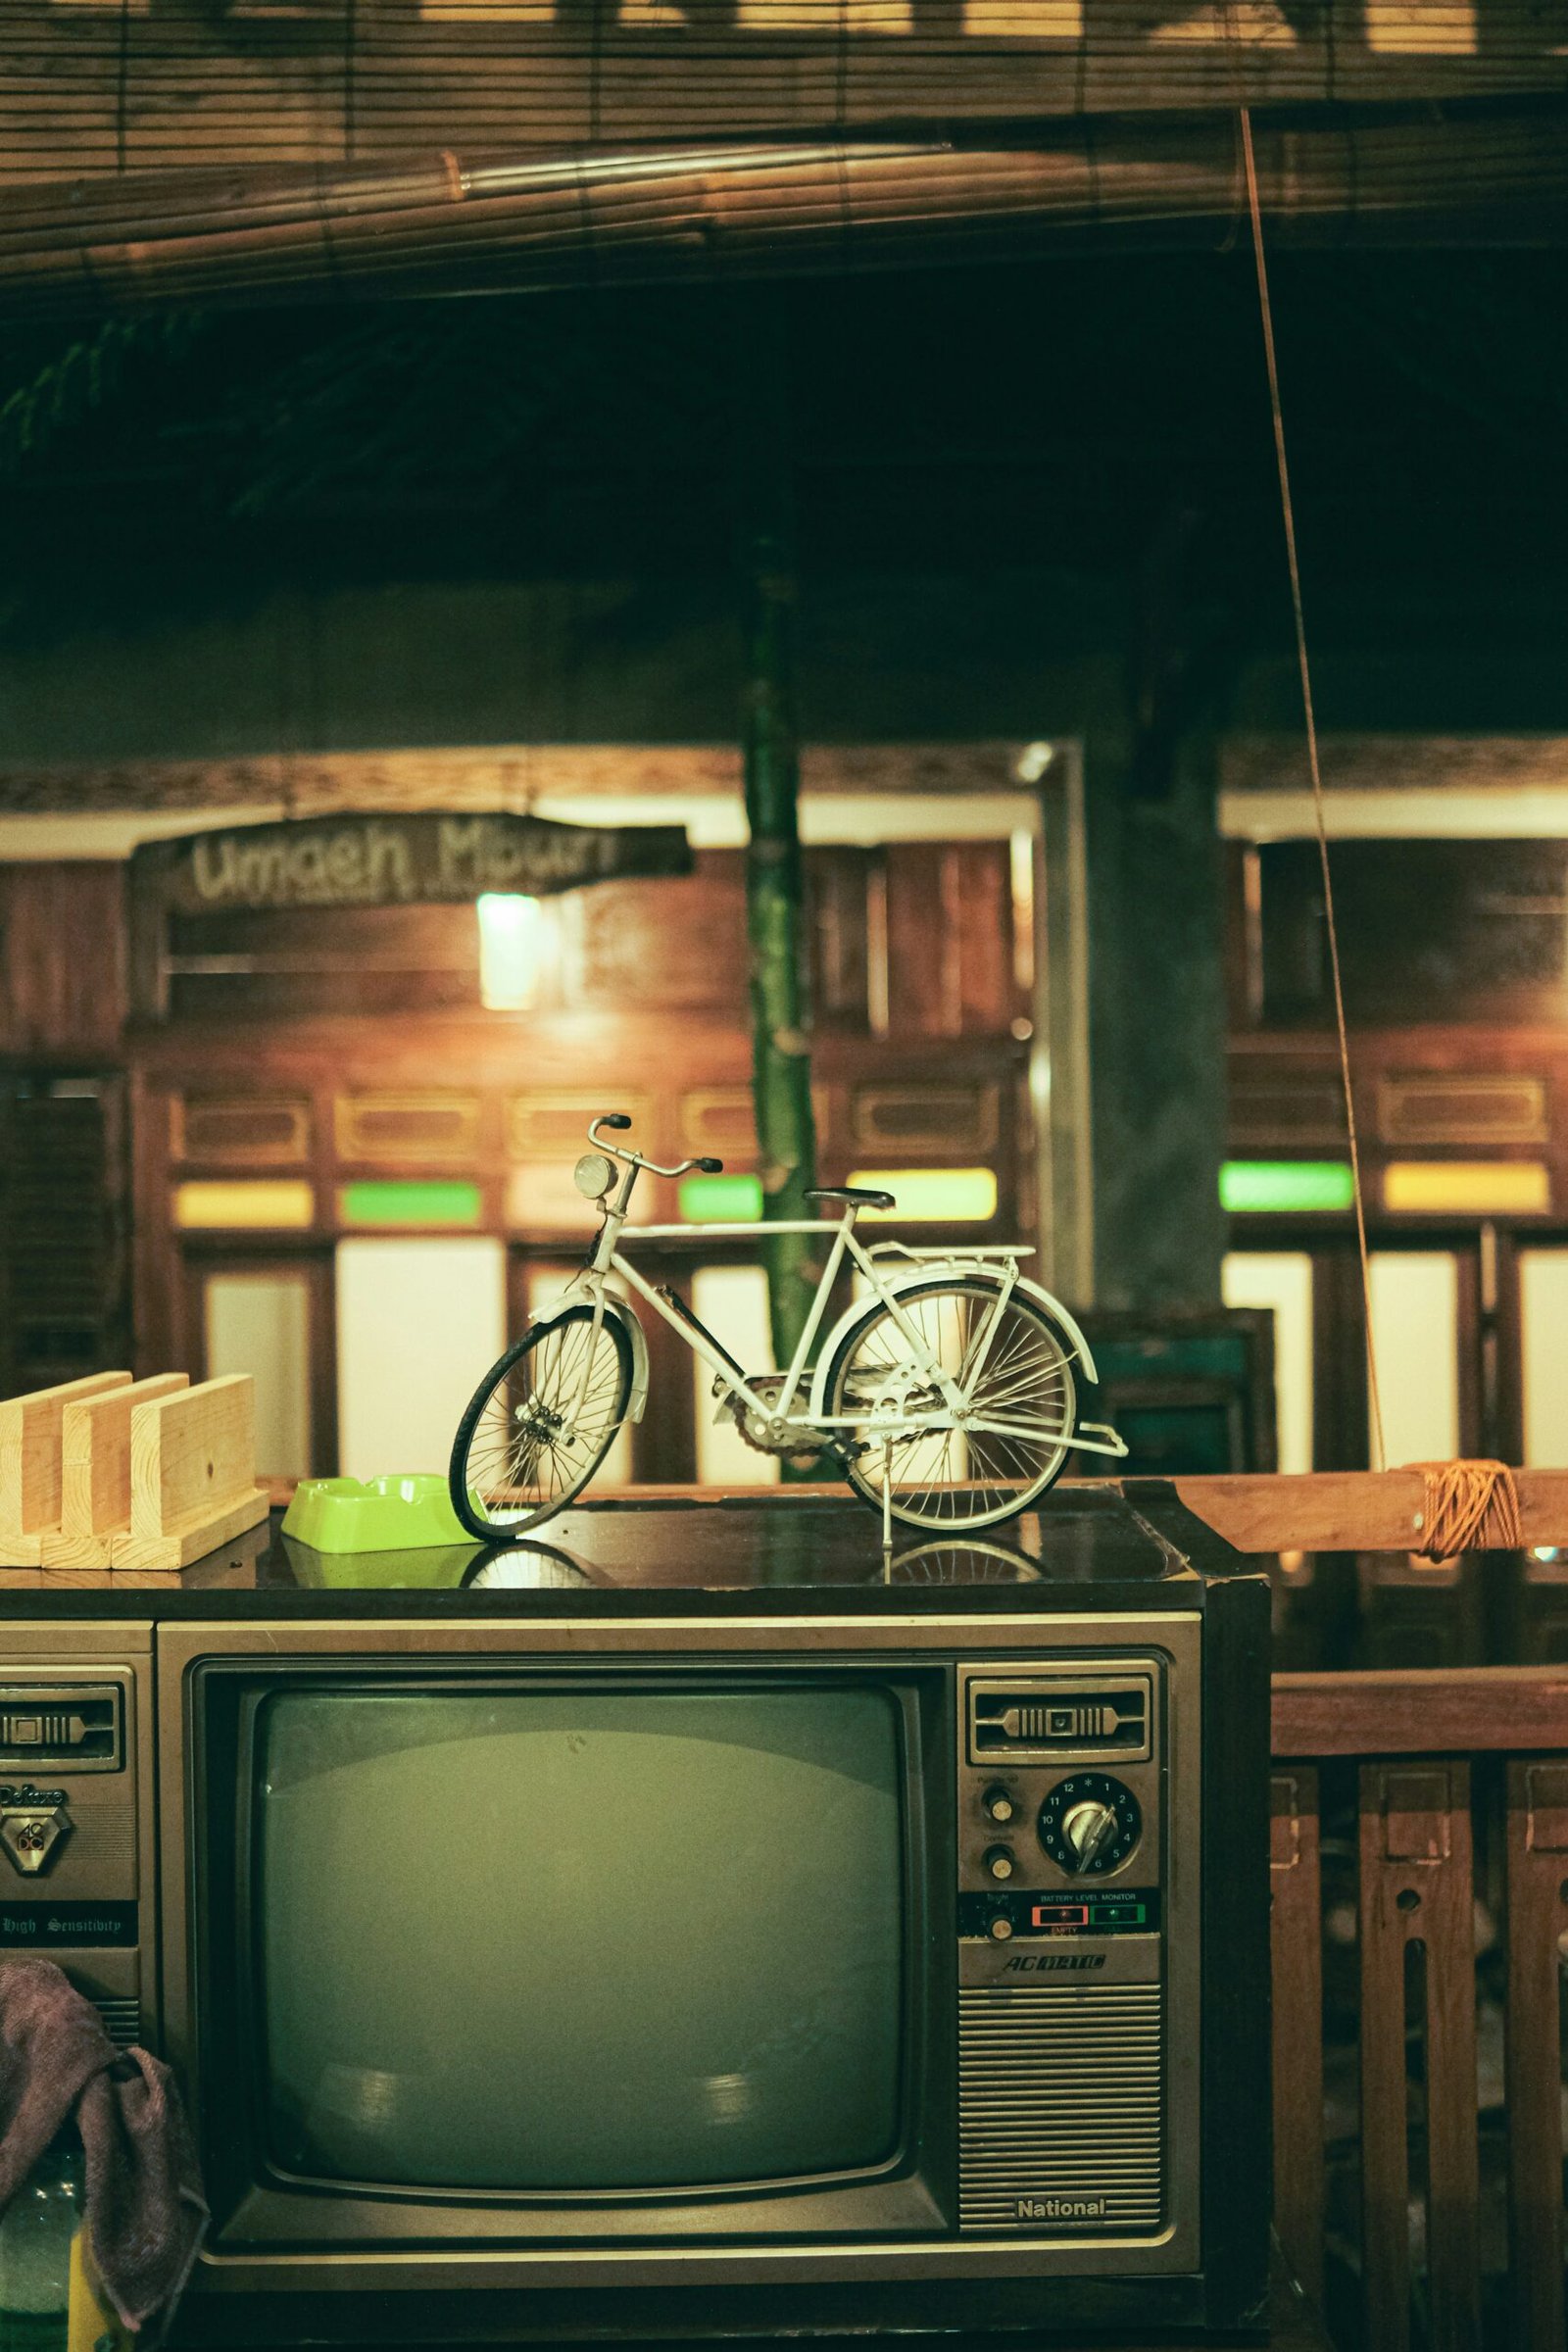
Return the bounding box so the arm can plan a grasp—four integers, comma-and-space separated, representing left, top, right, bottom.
449, 1113, 1127, 1542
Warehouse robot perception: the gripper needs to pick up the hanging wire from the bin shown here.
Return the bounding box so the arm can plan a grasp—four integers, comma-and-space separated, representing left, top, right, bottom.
1238, 105, 1388, 1473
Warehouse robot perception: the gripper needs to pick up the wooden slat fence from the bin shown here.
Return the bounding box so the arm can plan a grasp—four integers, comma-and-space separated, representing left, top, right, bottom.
1272, 1670, 1568, 2351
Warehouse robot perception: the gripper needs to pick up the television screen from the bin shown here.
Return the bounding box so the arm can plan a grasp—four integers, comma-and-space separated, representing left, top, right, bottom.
257, 1687, 905, 2192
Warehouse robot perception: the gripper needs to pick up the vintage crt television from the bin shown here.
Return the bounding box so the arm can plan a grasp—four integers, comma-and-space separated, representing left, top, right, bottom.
0, 1484, 1271, 2345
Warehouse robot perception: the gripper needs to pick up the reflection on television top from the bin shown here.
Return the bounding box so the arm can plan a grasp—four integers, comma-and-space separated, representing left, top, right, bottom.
0, 1484, 1233, 1622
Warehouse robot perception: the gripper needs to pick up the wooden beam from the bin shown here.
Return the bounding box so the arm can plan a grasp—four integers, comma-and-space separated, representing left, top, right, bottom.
1274, 1668, 1568, 1757
1172, 1469, 1568, 1555
0, 743, 1020, 818
1223, 733, 1568, 803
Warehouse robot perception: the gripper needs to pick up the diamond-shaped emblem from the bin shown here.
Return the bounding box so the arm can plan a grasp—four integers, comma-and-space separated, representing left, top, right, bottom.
0, 1803, 71, 1877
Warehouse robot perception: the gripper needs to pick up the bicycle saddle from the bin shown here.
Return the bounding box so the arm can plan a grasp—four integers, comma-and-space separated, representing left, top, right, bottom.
806, 1185, 897, 1212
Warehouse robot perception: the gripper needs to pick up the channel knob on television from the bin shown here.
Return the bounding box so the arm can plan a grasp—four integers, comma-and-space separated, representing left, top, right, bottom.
1037, 1773, 1142, 1876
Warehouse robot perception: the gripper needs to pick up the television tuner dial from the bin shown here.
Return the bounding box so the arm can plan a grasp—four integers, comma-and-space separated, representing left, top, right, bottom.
1038, 1773, 1142, 1877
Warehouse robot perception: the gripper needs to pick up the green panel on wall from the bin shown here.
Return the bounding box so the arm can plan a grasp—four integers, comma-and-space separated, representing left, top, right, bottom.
678, 1173, 765, 1222
339, 1181, 483, 1227
1220, 1161, 1354, 1214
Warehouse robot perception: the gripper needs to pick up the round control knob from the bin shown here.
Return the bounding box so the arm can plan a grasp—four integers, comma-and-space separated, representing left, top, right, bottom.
984, 1845, 1016, 1882
1037, 1773, 1142, 1877
983, 1787, 1016, 1825
1061, 1801, 1117, 1869
988, 1915, 1014, 1941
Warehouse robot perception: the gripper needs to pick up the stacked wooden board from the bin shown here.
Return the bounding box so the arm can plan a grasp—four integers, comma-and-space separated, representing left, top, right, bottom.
0, 1372, 268, 1576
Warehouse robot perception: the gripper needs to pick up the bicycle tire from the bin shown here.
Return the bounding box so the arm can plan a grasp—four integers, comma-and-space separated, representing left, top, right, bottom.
449, 1305, 633, 1542
825, 1277, 1085, 1533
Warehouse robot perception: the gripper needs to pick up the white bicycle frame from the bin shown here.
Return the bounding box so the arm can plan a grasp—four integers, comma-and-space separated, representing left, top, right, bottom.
552, 1129, 1127, 1463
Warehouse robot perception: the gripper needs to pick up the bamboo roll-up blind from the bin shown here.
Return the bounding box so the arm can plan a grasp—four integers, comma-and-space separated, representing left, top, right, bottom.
0, 0, 1564, 186
1, 103, 1565, 314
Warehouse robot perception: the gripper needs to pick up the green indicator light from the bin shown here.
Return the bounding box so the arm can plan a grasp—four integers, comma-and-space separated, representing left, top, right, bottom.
1220, 1160, 1354, 1214
339, 1180, 483, 1227
677, 1172, 764, 1222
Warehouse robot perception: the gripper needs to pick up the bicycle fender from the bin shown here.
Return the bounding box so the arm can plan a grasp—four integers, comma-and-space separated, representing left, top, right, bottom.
554, 1280, 651, 1423
1009, 1276, 1099, 1386
807, 1262, 1098, 1420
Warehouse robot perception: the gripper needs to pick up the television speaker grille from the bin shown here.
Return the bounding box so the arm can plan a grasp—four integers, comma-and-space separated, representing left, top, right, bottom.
957, 1984, 1162, 2231
91, 1995, 141, 2048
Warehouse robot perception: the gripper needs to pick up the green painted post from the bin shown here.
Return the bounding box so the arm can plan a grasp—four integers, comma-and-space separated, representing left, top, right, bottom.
733, 298, 819, 1375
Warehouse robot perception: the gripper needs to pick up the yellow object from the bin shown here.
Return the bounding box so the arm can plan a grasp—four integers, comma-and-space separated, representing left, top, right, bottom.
69, 2226, 132, 2352
1382, 1159, 1550, 1215
173, 1179, 316, 1230
845, 1168, 998, 1222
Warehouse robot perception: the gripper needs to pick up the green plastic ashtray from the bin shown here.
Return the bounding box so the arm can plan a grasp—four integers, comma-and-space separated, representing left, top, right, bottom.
281, 1475, 471, 1554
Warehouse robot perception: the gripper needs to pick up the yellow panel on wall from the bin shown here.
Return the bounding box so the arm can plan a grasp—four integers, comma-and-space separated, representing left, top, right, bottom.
846, 1168, 999, 1222
1382, 1160, 1550, 1215
173, 1180, 316, 1230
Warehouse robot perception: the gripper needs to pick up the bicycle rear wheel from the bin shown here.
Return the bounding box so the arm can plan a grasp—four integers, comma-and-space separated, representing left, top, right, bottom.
449, 1305, 633, 1541
825, 1277, 1081, 1532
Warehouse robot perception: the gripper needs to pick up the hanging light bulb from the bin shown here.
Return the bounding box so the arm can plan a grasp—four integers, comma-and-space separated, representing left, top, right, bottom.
477, 893, 544, 1010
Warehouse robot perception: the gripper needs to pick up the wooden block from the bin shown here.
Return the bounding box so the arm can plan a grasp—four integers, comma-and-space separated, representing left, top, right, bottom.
111, 1376, 268, 1573
111, 1487, 270, 1574
39, 1560, 115, 1589
0, 1373, 131, 1547
40, 1373, 189, 1570
1173, 1468, 1568, 1555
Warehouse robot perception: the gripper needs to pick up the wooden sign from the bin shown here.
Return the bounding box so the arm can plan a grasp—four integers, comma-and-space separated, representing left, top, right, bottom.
132, 810, 693, 915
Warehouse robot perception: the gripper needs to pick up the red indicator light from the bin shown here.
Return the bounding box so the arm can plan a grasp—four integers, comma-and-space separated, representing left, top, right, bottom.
1032, 1903, 1089, 1928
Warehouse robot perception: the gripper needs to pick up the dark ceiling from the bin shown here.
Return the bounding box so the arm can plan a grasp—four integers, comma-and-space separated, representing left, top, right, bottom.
1, 247, 1564, 653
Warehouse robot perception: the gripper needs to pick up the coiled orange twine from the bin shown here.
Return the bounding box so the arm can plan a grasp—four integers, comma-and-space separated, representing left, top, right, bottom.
1409, 1460, 1523, 1560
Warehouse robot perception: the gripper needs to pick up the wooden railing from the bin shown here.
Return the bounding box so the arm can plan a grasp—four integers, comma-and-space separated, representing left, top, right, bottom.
1271, 1667, 1568, 2352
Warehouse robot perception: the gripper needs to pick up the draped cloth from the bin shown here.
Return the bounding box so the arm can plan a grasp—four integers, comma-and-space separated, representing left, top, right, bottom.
0, 1958, 207, 2339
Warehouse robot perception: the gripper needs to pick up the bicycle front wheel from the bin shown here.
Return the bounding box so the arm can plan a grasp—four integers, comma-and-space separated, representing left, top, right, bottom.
825, 1278, 1082, 1532
449, 1305, 633, 1542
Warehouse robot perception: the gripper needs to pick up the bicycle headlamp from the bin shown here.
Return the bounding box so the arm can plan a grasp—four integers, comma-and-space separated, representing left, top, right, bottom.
574, 1151, 617, 1200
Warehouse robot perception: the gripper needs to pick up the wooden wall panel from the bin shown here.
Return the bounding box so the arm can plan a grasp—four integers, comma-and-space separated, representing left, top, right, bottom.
0, 864, 127, 1059
1503, 1759, 1568, 2352
1269, 1766, 1325, 2308
953, 842, 1014, 1036
123, 829, 1028, 1473
1357, 1761, 1481, 2352
0, 1077, 130, 1402
127, 842, 1020, 1035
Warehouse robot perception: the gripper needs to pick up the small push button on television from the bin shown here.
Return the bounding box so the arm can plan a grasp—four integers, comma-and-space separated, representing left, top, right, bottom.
1037, 1773, 1142, 1877
982, 1787, 1015, 1824
988, 1915, 1014, 1941
984, 1846, 1015, 1882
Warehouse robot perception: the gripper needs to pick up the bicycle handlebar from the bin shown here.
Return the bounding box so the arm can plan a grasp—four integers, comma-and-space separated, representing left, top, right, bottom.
589, 1114, 724, 1184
